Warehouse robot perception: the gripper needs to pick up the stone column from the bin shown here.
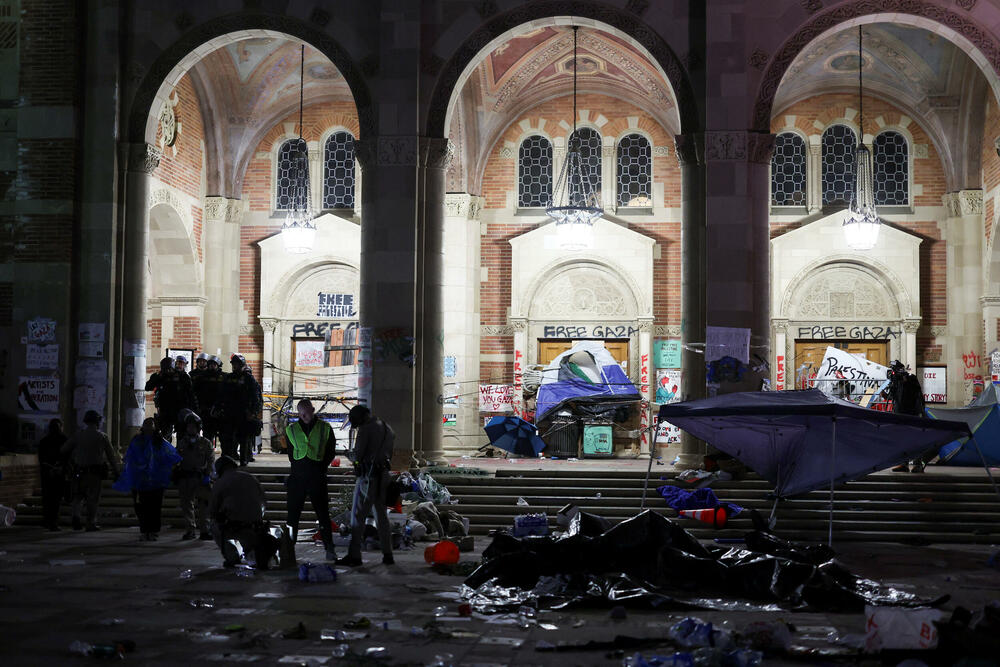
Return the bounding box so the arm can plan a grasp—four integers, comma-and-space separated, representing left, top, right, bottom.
511, 319, 528, 420
944, 190, 985, 404
442, 193, 484, 456
118, 142, 161, 443
259, 318, 278, 449
354, 137, 422, 470
202, 197, 242, 358
807, 138, 822, 215
416, 137, 450, 465
772, 320, 788, 389
638, 319, 654, 454
674, 133, 707, 467
602, 142, 617, 212
902, 319, 921, 374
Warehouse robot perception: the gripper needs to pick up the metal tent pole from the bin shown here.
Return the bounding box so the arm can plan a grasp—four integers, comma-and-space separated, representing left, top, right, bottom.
969, 435, 1000, 501
640, 417, 657, 510
829, 416, 836, 547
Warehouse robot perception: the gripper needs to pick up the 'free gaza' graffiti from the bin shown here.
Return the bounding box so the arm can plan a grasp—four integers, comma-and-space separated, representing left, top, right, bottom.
543, 324, 639, 339
797, 325, 900, 340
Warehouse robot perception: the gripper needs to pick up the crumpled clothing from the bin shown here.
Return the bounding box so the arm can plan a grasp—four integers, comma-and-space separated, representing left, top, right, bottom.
398, 471, 453, 505
657, 485, 743, 516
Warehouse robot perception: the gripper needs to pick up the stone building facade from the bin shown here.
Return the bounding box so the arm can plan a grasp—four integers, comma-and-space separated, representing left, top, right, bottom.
6, 0, 1000, 468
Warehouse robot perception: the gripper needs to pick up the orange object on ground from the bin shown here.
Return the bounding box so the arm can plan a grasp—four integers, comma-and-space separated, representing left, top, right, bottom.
424, 540, 460, 565
678, 507, 728, 528
391, 499, 403, 513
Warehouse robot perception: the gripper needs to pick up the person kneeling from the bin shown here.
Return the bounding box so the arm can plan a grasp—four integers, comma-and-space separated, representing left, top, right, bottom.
209, 456, 275, 569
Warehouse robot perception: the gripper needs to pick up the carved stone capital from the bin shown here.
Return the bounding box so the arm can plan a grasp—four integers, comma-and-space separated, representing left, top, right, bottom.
637, 319, 654, 333
902, 318, 922, 335
959, 189, 984, 216
444, 193, 485, 220
674, 133, 704, 167
942, 192, 961, 218
354, 139, 376, 169
510, 318, 527, 333
654, 325, 682, 337
481, 324, 514, 336
377, 136, 418, 166
203, 196, 243, 224
258, 317, 279, 334
747, 132, 776, 164
420, 137, 451, 169
123, 142, 161, 174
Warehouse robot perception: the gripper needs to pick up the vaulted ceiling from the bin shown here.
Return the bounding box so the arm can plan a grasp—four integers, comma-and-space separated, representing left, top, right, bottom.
774, 23, 990, 190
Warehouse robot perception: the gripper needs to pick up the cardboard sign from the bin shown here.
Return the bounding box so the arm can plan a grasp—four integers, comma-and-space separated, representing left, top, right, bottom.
295, 340, 326, 368
918, 367, 947, 404
654, 340, 682, 369
78, 323, 105, 342
18, 376, 60, 412
655, 368, 681, 405
479, 384, 514, 412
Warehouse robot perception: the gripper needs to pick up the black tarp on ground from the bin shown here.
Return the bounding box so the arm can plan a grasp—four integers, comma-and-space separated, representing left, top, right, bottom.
463, 511, 946, 613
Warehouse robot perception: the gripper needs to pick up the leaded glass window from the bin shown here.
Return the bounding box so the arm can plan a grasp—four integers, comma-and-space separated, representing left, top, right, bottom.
569, 127, 602, 205
276, 138, 307, 210
517, 135, 552, 207
874, 131, 908, 206
323, 131, 355, 209
771, 132, 806, 206
821, 125, 857, 207
616, 133, 652, 207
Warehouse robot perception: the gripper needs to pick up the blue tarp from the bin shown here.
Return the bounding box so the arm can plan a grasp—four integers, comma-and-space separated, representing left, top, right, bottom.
656, 485, 743, 516
657, 389, 972, 497
535, 342, 641, 422
926, 384, 1000, 466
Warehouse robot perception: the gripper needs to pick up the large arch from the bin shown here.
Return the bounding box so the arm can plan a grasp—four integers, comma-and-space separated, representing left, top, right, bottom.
425, 1, 699, 138
127, 15, 374, 145
752, 3, 1000, 133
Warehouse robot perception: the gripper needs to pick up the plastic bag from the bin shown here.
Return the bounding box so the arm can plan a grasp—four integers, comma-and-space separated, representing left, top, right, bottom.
864, 605, 942, 652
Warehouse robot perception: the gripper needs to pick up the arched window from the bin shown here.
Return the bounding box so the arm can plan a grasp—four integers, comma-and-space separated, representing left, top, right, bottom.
821, 124, 857, 207
616, 133, 652, 207
569, 127, 602, 205
770, 132, 806, 206
276, 138, 307, 210
874, 131, 908, 206
322, 131, 355, 209
517, 135, 552, 207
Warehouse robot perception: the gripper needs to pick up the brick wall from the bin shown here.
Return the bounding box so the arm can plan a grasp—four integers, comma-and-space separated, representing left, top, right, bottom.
242, 102, 360, 211
167, 316, 201, 350
478, 94, 681, 383
771, 94, 948, 361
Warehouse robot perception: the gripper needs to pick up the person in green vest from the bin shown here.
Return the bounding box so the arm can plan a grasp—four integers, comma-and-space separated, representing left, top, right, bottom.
281, 398, 337, 561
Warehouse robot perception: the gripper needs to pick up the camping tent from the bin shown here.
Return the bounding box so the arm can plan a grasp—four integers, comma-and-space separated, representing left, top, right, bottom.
927, 383, 1000, 466
657, 389, 971, 498
535, 341, 640, 422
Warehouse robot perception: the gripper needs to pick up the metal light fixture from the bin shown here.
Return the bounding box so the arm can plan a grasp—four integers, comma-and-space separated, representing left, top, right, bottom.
842, 26, 881, 251
281, 44, 316, 254
546, 26, 602, 251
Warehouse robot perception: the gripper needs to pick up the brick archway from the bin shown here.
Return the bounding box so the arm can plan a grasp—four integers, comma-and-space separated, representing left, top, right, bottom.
752, 1, 1000, 132
425, 0, 699, 138
127, 14, 373, 145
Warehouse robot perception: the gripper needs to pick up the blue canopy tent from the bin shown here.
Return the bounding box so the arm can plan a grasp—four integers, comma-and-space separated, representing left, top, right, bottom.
535, 342, 641, 422
927, 383, 1000, 466
657, 389, 976, 544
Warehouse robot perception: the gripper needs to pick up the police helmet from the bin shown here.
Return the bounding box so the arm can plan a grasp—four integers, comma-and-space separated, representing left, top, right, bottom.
83, 410, 102, 425
196, 352, 209, 362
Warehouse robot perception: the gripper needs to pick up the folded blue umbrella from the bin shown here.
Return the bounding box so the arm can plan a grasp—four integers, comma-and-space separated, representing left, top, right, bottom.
484, 415, 546, 457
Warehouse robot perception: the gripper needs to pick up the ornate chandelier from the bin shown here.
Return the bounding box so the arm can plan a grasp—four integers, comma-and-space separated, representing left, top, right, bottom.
843, 26, 881, 251
282, 44, 316, 254
546, 26, 602, 250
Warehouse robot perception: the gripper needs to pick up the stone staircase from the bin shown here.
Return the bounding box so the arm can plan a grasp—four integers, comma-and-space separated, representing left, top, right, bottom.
12, 464, 1000, 544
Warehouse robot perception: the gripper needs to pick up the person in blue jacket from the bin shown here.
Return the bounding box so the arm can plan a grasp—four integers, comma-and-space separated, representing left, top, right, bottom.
114, 417, 181, 541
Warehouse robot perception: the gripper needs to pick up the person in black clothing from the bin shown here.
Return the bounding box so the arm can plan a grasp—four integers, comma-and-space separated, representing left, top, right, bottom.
145, 356, 197, 441
37, 418, 67, 531
192, 353, 223, 441
217, 354, 262, 466
280, 399, 337, 561
888, 361, 931, 472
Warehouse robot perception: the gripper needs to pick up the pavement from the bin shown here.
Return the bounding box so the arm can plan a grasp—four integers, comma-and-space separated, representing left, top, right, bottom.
2, 521, 1000, 665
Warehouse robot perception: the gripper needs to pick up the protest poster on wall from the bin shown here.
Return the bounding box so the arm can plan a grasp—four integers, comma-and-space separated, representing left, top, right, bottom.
316, 293, 357, 319
654, 340, 682, 369
26, 344, 59, 369
479, 384, 514, 412
295, 340, 325, 368
78, 323, 105, 342
18, 376, 60, 412
706, 326, 750, 364
918, 367, 947, 404
27, 318, 56, 343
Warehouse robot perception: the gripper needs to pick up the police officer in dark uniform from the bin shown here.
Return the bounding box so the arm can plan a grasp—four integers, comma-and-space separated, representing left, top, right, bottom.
145, 356, 197, 441
192, 353, 223, 441
209, 456, 274, 568
218, 354, 262, 466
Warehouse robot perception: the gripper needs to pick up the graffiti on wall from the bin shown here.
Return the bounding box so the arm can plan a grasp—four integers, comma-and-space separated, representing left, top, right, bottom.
795, 325, 900, 340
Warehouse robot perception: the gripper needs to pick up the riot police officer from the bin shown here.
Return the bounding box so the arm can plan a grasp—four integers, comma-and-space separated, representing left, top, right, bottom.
192, 353, 224, 441
218, 354, 262, 466
145, 357, 197, 440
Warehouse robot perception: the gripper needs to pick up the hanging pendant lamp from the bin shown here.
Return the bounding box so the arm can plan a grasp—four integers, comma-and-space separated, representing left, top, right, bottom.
281, 44, 317, 254
546, 26, 602, 250
842, 26, 881, 251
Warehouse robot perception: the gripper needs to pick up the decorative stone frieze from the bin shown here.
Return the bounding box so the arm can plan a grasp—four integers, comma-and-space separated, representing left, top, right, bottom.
902, 319, 922, 335
203, 196, 243, 224
652, 145, 670, 157
654, 325, 682, 337
124, 143, 161, 175
705, 131, 746, 161
444, 194, 486, 220
377, 136, 418, 166
420, 137, 452, 169
959, 190, 984, 216
481, 325, 515, 336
